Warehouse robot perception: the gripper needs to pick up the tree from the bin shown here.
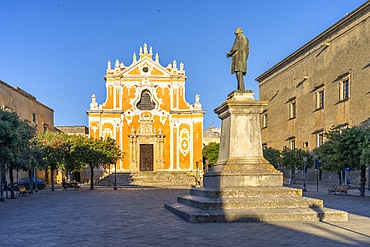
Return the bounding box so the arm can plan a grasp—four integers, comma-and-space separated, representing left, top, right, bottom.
0, 110, 40, 199
37, 131, 69, 191
202, 142, 219, 167
315, 126, 369, 196
8, 120, 37, 198
281, 148, 312, 184
263, 147, 281, 169
0, 110, 21, 199
64, 135, 88, 178
70, 136, 121, 190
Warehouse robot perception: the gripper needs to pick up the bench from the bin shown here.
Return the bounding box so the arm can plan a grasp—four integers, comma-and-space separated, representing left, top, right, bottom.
328, 185, 350, 195
18, 185, 32, 196
62, 182, 80, 190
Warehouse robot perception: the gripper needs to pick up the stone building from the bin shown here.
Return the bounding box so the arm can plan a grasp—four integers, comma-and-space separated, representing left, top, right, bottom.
256, 2, 370, 151
87, 44, 204, 186
1, 80, 54, 134
203, 124, 221, 146
0, 79, 55, 181
55, 126, 89, 136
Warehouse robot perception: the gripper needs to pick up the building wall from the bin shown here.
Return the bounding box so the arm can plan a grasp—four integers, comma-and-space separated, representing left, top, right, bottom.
0, 80, 54, 133
0, 79, 55, 182
256, 2, 370, 151
87, 44, 205, 172
203, 126, 221, 146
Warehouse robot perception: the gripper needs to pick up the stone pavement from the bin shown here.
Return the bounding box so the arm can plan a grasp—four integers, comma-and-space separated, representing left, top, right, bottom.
1, 184, 370, 247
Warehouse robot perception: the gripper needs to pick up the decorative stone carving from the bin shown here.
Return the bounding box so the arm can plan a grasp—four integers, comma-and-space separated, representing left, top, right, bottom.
179, 128, 190, 156
90, 94, 98, 109
193, 94, 202, 109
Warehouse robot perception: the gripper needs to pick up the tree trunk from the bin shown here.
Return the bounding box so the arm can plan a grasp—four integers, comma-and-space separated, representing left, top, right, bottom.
28, 170, 34, 192
359, 167, 366, 197
9, 163, 15, 199
291, 169, 295, 184
89, 163, 94, 190
44, 167, 49, 184
338, 171, 342, 185
50, 164, 55, 191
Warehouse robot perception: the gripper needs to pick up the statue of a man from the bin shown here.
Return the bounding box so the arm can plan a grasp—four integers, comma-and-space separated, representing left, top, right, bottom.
226, 27, 250, 91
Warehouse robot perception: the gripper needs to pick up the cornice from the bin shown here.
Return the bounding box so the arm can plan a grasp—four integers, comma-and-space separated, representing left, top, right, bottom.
256, 1, 370, 84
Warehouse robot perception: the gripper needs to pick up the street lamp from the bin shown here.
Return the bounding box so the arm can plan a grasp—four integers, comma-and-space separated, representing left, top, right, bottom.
303, 156, 308, 192
114, 163, 117, 190
34, 167, 38, 193
195, 161, 200, 187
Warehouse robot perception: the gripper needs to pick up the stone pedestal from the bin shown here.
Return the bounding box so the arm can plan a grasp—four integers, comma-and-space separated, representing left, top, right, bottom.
165, 90, 348, 222
204, 91, 282, 188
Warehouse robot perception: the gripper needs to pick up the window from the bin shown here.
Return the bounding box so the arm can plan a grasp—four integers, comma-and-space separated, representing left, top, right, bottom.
316, 131, 324, 147
286, 136, 296, 150
32, 113, 37, 124
290, 139, 296, 150
341, 79, 350, 100
339, 74, 350, 101
2, 105, 13, 112
303, 142, 309, 149
262, 112, 268, 128
137, 90, 155, 110
289, 101, 296, 119
316, 89, 325, 109
336, 123, 349, 133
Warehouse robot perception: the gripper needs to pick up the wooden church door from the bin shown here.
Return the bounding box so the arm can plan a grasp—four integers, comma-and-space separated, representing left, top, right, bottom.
140, 144, 154, 171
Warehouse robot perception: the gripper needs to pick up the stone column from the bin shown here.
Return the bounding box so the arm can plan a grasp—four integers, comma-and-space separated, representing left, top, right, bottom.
203, 91, 282, 187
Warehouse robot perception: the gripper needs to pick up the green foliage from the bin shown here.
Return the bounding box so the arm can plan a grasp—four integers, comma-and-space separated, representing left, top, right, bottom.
314, 126, 369, 172
202, 142, 219, 166
0, 110, 37, 169
263, 147, 281, 169
12, 120, 38, 170
360, 130, 370, 168
0, 110, 21, 164
314, 126, 369, 196
281, 148, 312, 171
0, 110, 38, 198
37, 131, 69, 169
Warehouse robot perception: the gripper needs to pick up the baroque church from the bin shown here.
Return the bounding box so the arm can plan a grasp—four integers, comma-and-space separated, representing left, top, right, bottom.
87, 44, 204, 185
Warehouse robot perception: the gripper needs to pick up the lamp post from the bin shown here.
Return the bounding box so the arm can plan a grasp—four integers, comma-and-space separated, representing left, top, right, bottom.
114, 163, 117, 190
195, 161, 199, 187
34, 167, 38, 193
303, 156, 308, 192
0, 163, 4, 202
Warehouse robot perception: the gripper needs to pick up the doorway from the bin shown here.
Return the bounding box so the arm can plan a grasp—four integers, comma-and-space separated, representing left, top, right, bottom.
140, 144, 154, 171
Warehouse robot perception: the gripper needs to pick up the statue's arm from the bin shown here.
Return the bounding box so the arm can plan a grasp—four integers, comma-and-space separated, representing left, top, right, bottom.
227, 39, 238, 57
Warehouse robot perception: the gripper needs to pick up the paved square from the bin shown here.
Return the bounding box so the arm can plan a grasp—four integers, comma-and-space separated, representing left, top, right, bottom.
1, 185, 370, 246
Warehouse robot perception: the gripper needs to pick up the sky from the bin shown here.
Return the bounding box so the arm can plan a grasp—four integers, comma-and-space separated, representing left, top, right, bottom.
0, 0, 367, 128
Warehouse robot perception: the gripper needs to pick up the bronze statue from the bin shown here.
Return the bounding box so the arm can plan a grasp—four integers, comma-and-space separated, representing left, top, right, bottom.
227, 27, 249, 90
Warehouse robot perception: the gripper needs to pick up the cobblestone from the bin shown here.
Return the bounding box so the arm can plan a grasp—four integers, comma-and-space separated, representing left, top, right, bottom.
1, 184, 370, 247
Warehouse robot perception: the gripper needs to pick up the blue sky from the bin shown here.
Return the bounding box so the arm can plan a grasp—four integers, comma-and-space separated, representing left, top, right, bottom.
0, 0, 367, 128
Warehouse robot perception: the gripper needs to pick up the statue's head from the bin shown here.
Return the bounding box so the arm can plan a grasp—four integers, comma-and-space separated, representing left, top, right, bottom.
234, 27, 243, 34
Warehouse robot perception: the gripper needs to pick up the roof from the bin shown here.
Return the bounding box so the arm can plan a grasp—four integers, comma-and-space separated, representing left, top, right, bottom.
256, 1, 370, 84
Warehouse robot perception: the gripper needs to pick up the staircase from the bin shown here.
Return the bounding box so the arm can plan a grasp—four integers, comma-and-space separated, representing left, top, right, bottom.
165, 187, 348, 222
95, 171, 198, 188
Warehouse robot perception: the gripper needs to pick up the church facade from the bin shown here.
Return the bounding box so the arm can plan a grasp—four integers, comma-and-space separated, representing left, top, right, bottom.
87, 44, 204, 175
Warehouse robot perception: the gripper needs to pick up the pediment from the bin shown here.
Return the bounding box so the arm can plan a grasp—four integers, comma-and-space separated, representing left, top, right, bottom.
123, 58, 171, 77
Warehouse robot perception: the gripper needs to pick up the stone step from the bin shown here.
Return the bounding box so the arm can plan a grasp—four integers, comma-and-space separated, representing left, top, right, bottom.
164, 203, 348, 222
95, 172, 196, 187
190, 187, 303, 198
177, 195, 323, 210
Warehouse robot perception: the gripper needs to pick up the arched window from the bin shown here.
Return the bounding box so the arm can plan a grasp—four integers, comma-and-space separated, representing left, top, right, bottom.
137, 90, 155, 110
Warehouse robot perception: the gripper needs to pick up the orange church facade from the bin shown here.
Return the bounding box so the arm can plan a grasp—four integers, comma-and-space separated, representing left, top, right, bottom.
87, 44, 204, 174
